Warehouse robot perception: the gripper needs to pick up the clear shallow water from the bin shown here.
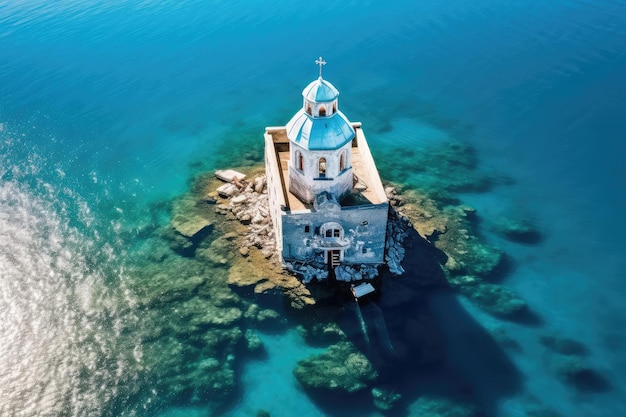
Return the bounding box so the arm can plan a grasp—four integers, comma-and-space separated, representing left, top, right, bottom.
1, 1, 626, 416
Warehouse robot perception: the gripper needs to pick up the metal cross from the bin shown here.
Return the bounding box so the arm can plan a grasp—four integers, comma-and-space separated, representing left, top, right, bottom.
315, 56, 327, 78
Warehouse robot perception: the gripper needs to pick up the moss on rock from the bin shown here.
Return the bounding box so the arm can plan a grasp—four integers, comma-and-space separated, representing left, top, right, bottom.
457, 281, 527, 318
294, 341, 378, 393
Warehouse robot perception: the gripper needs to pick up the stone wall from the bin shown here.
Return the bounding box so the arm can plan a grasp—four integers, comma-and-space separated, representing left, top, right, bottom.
281, 202, 388, 264
264, 130, 286, 256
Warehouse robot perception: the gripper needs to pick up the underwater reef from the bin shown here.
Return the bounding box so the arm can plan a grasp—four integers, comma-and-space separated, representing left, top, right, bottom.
119, 134, 545, 415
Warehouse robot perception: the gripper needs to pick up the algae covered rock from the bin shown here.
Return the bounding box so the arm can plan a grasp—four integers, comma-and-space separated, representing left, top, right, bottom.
134, 272, 206, 307
244, 329, 264, 354
166, 195, 215, 255
553, 356, 611, 393
294, 341, 377, 393
371, 387, 402, 411
539, 334, 588, 356
435, 206, 503, 279
457, 281, 527, 318
243, 304, 287, 330
196, 235, 236, 266
491, 216, 542, 244
297, 321, 347, 346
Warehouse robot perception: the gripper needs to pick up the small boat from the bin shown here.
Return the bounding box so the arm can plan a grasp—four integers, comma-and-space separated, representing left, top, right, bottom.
350, 282, 375, 300
215, 169, 246, 183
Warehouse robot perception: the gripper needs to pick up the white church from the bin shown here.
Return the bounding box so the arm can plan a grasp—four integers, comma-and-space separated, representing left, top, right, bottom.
264, 58, 389, 276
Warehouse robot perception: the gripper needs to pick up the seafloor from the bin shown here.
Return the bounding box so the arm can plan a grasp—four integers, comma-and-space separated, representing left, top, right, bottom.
111, 131, 608, 417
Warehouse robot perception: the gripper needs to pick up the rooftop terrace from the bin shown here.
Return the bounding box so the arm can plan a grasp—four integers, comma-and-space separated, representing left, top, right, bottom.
265, 123, 387, 212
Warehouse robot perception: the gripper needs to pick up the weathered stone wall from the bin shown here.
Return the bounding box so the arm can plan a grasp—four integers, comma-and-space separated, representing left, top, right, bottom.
281, 202, 388, 264
288, 165, 353, 204
264, 130, 286, 256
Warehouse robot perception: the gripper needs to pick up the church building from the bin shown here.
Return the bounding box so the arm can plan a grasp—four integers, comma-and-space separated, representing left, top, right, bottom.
264, 58, 389, 276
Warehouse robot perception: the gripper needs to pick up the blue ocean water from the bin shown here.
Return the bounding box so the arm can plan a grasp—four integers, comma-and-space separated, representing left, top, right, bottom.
1, 0, 626, 416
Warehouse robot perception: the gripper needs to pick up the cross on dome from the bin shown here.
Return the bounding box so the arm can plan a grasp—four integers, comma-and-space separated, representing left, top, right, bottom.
315, 56, 327, 78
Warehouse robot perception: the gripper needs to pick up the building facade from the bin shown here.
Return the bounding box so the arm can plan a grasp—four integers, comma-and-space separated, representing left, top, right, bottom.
264, 59, 389, 274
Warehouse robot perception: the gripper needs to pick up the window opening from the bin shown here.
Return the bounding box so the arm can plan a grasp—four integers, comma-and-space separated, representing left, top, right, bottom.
319, 105, 326, 117
318, 158, 326, 178
304, 225, 310, 233
296, 151, 304, 171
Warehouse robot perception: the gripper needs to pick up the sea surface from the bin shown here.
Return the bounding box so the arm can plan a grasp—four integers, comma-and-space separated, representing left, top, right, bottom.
1, 1, 626, 416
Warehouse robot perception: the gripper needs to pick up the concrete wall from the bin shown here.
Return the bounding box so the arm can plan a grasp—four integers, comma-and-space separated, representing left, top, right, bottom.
281, 202, 388, 264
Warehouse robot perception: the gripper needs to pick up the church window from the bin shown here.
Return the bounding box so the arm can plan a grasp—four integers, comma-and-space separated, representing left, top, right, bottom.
296, 150, 304, 172
318, 157, 326, 178
306, 103, 312, 116
326, 229, 332, 238
319, 105, 326, 117
333, 102, 337, 114
333, 229, 340, 238
339, 151, 345, 172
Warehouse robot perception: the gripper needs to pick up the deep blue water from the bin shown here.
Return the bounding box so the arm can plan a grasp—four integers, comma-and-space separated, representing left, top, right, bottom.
1, 1, 626, 416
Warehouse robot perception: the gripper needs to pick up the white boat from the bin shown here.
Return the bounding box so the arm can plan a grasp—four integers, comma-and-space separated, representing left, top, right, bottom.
350, 282, 375, 300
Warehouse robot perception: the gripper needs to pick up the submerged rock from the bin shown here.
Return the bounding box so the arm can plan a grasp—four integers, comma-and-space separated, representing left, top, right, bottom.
407, 395, 479, 417
297, 322, 347, 346
457, 281, 527, 318
371, 387, 402, 411
294, 341, 378, 393
244, 329, 264, 354
491, 216, 542, 244
539, 334, 588, 356
553, 356, 611, 393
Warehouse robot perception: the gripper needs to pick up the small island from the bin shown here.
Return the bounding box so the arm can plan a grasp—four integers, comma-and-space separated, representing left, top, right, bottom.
157, 58, 545, 414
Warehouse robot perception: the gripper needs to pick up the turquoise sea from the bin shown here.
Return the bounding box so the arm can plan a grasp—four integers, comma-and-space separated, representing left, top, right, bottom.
1, 1, 625, 416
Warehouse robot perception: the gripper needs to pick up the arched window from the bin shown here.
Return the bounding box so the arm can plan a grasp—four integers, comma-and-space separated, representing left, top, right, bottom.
339, 151, 345, 172
306, 103, 312, 116
296, 150, 304, 171
318, 157, 326, 178
319, 105, 326, 117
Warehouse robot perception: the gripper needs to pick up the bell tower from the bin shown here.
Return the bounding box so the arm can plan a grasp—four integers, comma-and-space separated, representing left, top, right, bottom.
285, 57, 355, 204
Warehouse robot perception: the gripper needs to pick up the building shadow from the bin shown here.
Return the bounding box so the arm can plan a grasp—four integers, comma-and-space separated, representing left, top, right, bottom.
323, 230, 524, 417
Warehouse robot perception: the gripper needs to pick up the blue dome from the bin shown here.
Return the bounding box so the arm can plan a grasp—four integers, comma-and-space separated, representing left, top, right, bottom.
286, 110, 355, 150
302, 77, 339, 102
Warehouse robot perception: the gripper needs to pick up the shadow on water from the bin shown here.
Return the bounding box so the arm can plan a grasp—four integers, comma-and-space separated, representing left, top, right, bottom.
318, 229, 523, 417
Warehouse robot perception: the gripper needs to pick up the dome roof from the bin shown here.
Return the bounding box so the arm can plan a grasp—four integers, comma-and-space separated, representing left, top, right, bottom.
302, 77, 339, 102
286, 109, 355, 150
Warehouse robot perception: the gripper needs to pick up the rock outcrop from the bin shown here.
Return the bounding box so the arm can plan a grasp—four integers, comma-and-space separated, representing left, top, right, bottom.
293, 341, 378, 393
